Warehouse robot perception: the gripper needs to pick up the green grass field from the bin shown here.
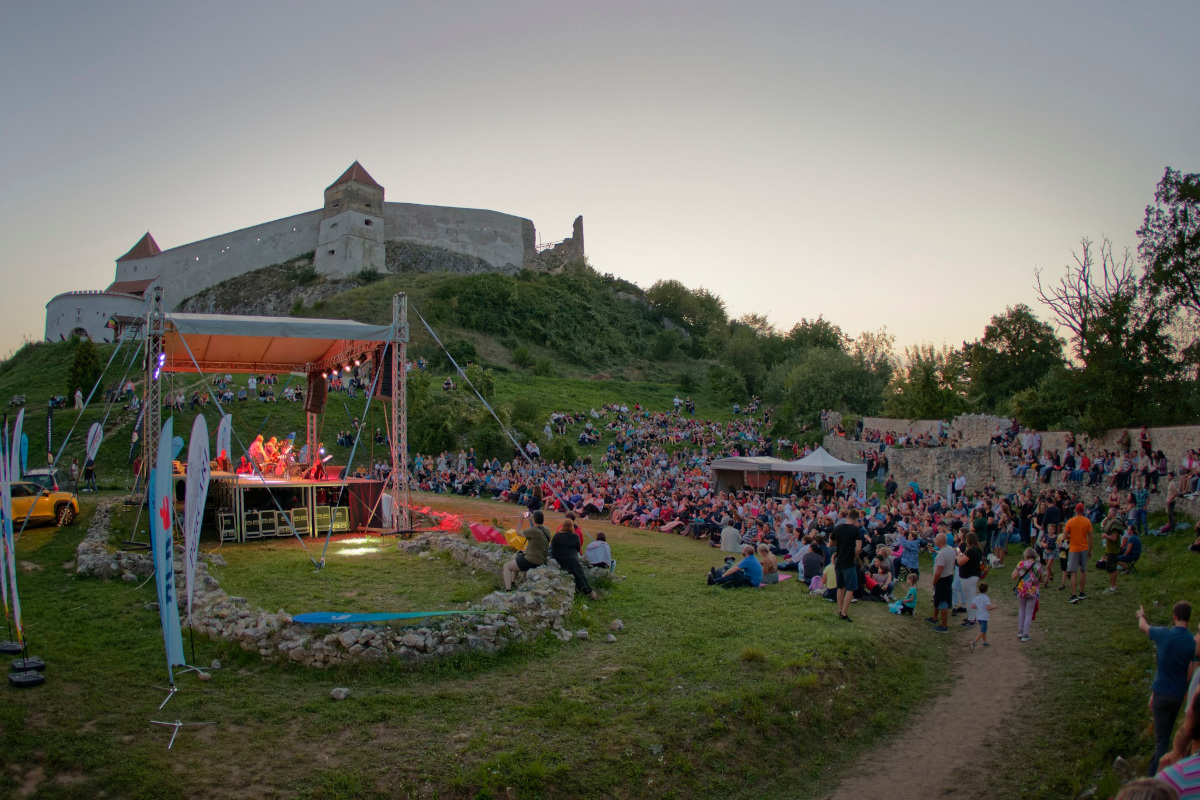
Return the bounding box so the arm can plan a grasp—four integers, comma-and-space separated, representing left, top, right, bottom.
3, 492, 1199, 798
1, 491, 954, 800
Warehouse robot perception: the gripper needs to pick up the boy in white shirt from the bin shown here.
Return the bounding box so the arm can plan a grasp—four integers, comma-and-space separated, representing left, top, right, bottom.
970, 582, 997, 652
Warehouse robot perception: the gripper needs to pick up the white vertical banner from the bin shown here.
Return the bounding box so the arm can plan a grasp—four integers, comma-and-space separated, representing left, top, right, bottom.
1, 422, 22, 643
216, 414, 232, 466
183, 415, 210, 621
10, 410, 23, 486
149, 417, 186, 677
85, 422, 103, 462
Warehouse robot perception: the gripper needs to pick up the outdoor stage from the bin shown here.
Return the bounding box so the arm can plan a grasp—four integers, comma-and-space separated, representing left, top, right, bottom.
141, 289, 413, 543
203, 473, 389, 543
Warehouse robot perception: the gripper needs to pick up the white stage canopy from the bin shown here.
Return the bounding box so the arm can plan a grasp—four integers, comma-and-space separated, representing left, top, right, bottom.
787, 447, 868, 500
163, 312, 396, 373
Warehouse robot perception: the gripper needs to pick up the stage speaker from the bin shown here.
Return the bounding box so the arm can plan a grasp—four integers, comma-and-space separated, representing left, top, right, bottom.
332, 506, 349, 532
305, 372, 328, 415
218, 511, 237, 542
291, 507, 310, 537
374, 344, 394, 398
243, 513, 262, 540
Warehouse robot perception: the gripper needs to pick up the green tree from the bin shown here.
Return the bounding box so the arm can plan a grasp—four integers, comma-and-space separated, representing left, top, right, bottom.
650, 329, 682, 361
1138, 167, 1200, 367
646, 280, 698, 326
67, 338, 102, 398
1031, 237, 1184, 431
778, 348, 885, 428
463, 364, 495, 400
708, 364, 747, 403
961, 305, 1064, 413
1138, 168, 1200, 315
883, 344, 968, 420
722, 327, 766, 394
786, 317, 848, 353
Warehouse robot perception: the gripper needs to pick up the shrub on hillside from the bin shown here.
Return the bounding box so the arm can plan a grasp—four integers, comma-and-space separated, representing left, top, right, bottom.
544, 437, 576, 465
708, 364, 747, 404
532, 360, 555, 378
650, 329, 682, 361
512, 346, 534, 369
67, 339, 102, 398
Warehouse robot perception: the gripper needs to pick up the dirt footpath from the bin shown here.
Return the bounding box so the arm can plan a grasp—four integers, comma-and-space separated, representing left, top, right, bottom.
828, 596, 1036, 799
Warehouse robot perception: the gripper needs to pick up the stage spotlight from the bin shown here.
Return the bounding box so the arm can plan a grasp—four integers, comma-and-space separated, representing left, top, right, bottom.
343, 364, 351, 372
354, 358, 361, 367
321, 370, 328, 379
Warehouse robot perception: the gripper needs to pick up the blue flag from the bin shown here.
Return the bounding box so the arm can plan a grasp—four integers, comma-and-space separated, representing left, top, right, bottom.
150, 418, 186, 679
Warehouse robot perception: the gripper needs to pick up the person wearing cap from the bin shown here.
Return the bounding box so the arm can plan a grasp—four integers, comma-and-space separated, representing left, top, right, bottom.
1063, 502, 1094, 603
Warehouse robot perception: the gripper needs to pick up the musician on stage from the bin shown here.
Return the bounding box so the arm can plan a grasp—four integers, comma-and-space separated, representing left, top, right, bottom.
214, 449, 232, 473
248, 435, 266, 469
304, 443, 328, 480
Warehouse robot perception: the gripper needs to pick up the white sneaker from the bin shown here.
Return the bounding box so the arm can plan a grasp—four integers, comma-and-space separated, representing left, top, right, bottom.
1104, 587, 1117, 594
1019, 635, 1031, 642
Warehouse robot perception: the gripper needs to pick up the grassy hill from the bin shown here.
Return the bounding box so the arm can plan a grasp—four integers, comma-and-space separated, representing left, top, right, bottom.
0, 339, 731, 487
179, 253, 710, 382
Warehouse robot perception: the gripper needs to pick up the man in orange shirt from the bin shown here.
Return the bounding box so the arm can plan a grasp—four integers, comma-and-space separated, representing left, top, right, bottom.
1064, 502, 1094, 603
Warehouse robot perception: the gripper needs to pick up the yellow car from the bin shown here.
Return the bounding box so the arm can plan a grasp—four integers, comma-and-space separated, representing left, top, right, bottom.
8, 482, 79, 527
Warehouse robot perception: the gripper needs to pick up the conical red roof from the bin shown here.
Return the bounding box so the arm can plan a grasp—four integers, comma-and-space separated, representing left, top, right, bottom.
116, 232, 161, 262
328, 161, 382, 190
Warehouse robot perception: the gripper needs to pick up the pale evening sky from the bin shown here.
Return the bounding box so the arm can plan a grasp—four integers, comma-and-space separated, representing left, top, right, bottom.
1, 1, 1196, 355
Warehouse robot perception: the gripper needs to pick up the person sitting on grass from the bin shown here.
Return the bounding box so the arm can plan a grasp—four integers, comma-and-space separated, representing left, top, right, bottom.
756, 543, 779, 585
898, 573, 919, 615
585, 531, 615, 574
709, 544, 761, 588
1121, 525, 1144, 569
502, 510, 551, 591
552, 518, 599, 600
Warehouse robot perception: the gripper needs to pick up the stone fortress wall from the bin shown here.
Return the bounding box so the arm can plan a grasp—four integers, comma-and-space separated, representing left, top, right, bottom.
45, 162, 581, 342
823, 415, 1200, 515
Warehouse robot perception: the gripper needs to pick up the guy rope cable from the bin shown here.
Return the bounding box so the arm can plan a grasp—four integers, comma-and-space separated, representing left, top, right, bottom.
409, 303, 587, 529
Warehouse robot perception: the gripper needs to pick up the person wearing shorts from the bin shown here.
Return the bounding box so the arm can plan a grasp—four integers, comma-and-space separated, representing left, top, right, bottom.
925, 532, 955, 633
831, 510, 863, 622
1040, 523, 1060, 588
502, 511, 551, 590
1063, 503, 1094, 603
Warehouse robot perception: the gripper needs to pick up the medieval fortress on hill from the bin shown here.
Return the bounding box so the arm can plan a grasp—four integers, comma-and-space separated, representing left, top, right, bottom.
45, 162, 584, 342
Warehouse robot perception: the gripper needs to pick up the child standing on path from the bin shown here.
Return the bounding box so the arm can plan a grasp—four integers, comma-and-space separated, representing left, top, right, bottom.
970, 582, 997, 652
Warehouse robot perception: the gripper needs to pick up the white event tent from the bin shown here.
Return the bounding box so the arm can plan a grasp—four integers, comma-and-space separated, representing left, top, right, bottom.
788, 447, 868, 500
709, 448, 868, 499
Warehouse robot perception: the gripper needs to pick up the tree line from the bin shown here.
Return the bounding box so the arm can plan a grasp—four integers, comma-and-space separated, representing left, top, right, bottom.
646, 167, 1199, 437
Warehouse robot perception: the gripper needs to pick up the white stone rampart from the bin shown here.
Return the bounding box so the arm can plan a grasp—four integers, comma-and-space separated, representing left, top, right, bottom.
44, 291, 148, 343
104, 201, 536, 311
114, 210, 325, 306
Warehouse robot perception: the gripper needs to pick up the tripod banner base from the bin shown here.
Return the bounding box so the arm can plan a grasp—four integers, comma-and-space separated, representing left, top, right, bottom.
11, 656, 46, 673
0, 642, 22, 655
8, 671, 45, 689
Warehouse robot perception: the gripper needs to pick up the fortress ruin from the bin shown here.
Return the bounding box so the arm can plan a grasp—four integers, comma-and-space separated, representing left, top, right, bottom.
45, 162, 583, 341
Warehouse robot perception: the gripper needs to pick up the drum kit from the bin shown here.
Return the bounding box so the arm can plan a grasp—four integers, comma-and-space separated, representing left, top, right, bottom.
261, 440, 300, 478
